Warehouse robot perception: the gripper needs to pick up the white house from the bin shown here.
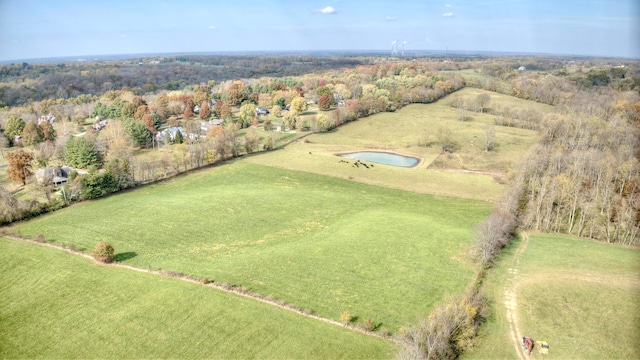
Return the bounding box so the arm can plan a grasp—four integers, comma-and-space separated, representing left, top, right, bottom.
156, 126, 186, 143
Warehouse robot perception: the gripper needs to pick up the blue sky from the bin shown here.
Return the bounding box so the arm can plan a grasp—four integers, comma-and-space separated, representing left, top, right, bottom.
0, 0, 638, 61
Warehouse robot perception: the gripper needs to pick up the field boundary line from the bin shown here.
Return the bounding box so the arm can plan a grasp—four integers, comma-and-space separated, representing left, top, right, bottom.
2, 234, 398, 344
504, 232, 530, 360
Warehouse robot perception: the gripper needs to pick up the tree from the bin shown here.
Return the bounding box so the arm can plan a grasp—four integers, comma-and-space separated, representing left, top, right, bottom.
20, 120, 44, 146
141, 114, 158, 135
174, 128, 184, 144
120, 101, 137, 119
183, 105, 194, 120
476, 94, 491, 113
39, 121, 56, 141
275, 97, 286, 109
105, 158, 133, 189
239, 103, 255, 128
318, 93, 332, 111
0, 132, 9, 157
134, 105, 149, 120
199, 102, 211, 119
291, 97, 307, 115
220, 102, 233, 120
226, 83, 245, 105
81, 167, 119, 199
244, 128, 259, 153
93, 241, 115, 263
271, 105, 282, 118
484, 124, 496, 152
124, 120, 152, 147
65, 137, 99, 168
7, 149, 33, 186
5, 115, 25, 139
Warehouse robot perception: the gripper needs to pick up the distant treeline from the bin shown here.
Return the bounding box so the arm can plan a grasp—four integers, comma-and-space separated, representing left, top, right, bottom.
0, 55, 368, 107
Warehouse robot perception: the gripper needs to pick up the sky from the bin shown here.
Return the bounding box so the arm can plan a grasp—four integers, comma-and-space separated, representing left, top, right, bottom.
0, 0, 638, 61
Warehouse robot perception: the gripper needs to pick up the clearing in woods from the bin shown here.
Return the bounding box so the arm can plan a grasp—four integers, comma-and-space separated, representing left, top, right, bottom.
466, 233, 640, 359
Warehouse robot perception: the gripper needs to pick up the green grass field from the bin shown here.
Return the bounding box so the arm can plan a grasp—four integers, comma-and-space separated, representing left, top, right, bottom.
0, 237, 396, 359
466, 233, 640, 359
246, 101, 540, 202
12, 161, 491, 331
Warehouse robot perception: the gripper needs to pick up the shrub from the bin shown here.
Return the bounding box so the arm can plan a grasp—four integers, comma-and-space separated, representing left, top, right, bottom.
340, 311, 353, 324
398, 290, 487, 359
362, 318, 375, 331
92, 241, 115, 263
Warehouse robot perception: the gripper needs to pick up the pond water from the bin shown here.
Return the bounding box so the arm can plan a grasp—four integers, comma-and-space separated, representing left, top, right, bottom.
339, 151, 420, 168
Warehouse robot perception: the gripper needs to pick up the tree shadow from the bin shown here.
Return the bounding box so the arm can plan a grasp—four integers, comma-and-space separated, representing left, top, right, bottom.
114, 252, 137, 262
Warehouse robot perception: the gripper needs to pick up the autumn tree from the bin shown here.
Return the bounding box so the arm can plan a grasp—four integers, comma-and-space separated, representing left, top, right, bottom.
141, 114, 158, 135
226, 83, 246, 105
5, 115, 25, 140
318, 93, 332, 111
183, 105, 194, 120
220, 102, 233, 120
291, 97, 307, 115
20, 120, 44, 146
39, 121, 56, 141
244, 128, 260, 154
7, 149, 33, 185
213, 99, 223, 118
271, 105, 282, 118
134, 105, 149, 120
93, 241, 115, 263
199, 102, 211, 119
239, 103, 255, 128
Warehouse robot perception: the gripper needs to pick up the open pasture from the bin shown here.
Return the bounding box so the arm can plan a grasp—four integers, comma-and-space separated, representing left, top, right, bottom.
247, 100, 540, 201
467, 233, 640, 359
0, 237, 395, 359
12, 161, 491, 331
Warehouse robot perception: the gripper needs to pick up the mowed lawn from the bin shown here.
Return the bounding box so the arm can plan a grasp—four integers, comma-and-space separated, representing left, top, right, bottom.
467, 233, 640, 359
12, 161, 491, 331
0, 238, 395, 359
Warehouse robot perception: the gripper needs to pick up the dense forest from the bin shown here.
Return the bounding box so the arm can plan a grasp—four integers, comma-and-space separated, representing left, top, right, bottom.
0, 54, 638, 247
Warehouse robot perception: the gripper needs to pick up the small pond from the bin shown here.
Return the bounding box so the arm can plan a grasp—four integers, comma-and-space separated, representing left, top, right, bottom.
339, 151, 420, 168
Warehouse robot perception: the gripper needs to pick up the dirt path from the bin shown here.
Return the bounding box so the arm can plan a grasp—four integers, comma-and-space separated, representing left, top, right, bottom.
4, 235, 397, 343
504, 232, 530, 360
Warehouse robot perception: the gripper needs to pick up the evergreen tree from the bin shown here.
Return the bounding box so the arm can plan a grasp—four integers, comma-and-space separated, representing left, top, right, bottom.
65, 137, 99, 168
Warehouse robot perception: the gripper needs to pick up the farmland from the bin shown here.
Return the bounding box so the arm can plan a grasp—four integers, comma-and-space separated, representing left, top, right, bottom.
4, 86, 553, 358
12, 161, 492, 331
0, 237, 396, 358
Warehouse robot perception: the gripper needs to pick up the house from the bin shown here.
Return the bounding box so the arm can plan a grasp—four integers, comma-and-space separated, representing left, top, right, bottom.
156, 126, 186, 143
518, 66, 527, 71
255, 107, 269, 116
200, 119, 223, 133
37, 113, 56, 126
93, 119, 109, 131
35, 166, 73, 186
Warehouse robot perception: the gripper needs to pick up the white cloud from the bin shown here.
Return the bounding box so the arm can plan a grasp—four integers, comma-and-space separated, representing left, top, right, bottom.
208, 25, 216, 30
386, 16, 396, 21
318, 6, 337, 14
445, 3, 453, 7
442, 12, 454, 17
